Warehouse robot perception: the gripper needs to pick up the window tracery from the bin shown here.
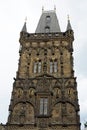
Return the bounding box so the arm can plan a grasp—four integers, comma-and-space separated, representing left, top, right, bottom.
50, 59, 58, 73
40, 98, 48, 115
33, 60, 42, 73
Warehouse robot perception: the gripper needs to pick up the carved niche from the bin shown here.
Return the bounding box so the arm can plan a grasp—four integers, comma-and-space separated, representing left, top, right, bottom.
53, 80, 61, 98
28, 88, 35, 98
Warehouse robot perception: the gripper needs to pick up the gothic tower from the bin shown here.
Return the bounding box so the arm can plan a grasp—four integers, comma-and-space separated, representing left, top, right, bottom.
2, 9, 81, 130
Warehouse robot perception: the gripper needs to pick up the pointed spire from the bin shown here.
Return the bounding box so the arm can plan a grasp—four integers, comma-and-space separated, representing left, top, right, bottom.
21, 17, 27, 32
66, 15, 72, 31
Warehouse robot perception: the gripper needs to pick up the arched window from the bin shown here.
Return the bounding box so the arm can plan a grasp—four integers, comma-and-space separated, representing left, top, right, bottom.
54, 60, 58, 72
33, 60, 42, 73
50, 59, 58, 73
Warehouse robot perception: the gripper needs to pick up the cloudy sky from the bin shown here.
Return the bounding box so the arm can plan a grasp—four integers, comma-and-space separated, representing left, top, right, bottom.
0, 0, 87, 129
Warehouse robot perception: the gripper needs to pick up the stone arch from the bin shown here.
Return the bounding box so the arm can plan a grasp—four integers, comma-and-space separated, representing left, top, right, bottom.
11, 102, 34, 124
11, 102, 25, 124
66, 102, 77, 124
25, 102, 34, 124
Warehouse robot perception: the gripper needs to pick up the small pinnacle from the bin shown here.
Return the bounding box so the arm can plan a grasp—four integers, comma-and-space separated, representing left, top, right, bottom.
54, 5, 56, 12
67, 14, 70, 21
21, 17, 27, 32
25, 17, 27, 23
42, 6, 44, 12
66, 14, 72, 31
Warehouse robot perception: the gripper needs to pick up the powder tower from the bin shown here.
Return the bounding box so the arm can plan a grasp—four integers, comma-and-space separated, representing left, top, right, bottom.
0, 9, 81, 130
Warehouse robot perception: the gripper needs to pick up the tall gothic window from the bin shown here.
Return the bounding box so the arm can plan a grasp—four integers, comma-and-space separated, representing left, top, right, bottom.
40, 98, 48, 115
50, 59, 58, 73
34, 60, 42, 73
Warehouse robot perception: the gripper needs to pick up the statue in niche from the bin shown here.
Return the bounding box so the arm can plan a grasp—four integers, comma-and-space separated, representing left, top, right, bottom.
54, 88, 60, 98
20, 106, 26, 124
14, 88, 23, 98
68, 88, 71, 96
29, 88, 35, 98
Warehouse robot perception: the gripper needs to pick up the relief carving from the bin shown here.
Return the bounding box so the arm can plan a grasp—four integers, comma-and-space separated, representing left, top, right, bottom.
28, 88, 35, 98
52, 103, 62, 124
10, 103, 34, 124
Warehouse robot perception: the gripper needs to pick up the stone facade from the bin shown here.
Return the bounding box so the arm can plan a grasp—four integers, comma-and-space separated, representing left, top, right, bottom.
0, 10, 81, 130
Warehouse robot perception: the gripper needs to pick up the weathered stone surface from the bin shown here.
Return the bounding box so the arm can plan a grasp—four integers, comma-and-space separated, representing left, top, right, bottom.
1, 11, 80, 130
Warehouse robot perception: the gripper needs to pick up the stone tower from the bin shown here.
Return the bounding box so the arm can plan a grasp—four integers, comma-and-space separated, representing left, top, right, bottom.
1, 9, 81, 130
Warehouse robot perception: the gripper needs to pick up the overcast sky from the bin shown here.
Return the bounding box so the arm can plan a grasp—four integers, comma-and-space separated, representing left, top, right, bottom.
0, 0, 87, 130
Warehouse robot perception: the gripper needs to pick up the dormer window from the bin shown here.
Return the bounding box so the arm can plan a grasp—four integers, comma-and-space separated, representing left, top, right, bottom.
45, 26, 50, 33
46, 16, 51, 22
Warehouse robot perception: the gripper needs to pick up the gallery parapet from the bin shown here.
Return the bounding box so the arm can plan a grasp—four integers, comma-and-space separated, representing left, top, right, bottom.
19, 31, 74, 43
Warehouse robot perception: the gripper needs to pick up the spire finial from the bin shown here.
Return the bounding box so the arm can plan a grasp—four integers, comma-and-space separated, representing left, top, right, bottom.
67, 14, 70, 21
54, 5, 56, 12
66, 14, 72, 31
42, 6, 44, 13
21, 17, 27, 32
25, 16, 27, 23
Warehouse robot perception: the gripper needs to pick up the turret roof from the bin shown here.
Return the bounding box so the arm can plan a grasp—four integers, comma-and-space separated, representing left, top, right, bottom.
66, 18, 72, 31
35, 10, 61, 33
21, 22, 27, 32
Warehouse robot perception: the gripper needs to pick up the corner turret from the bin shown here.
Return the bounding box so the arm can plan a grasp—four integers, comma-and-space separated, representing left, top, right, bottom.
21, 21, 27, 32
66, 15, 72, 31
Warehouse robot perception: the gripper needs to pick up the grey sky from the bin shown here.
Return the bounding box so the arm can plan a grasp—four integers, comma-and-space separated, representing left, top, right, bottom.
0, 0, 87, 130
